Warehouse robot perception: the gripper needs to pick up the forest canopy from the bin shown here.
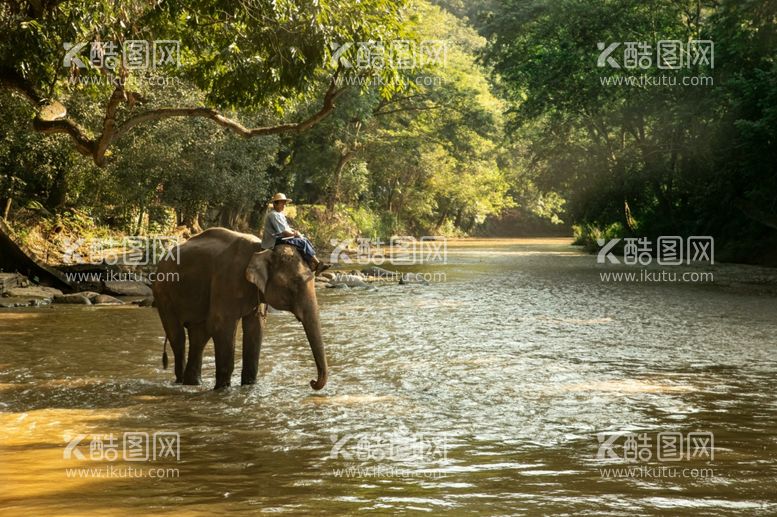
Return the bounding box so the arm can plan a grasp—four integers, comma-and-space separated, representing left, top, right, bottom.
1, 0, 775, 263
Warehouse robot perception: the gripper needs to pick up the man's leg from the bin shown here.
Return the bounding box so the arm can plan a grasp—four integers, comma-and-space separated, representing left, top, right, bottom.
284, 237, 329, 273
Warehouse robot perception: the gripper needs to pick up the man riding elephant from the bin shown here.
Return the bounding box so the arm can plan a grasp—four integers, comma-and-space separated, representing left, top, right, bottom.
262, 193, 331, 275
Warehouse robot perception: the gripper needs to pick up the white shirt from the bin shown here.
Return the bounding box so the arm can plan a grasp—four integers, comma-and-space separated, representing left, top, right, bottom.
262, 209, 291, 249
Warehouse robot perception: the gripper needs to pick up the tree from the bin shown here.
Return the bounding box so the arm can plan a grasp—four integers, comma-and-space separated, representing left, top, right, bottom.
481, 0, 777, 261
0, 0, 411, 165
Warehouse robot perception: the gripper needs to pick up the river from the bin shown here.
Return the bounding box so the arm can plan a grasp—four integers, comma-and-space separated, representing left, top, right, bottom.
1, 238, 776, 515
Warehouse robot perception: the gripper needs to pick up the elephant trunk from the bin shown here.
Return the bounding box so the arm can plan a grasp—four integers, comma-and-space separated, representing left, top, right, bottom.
301, 302, 328, 390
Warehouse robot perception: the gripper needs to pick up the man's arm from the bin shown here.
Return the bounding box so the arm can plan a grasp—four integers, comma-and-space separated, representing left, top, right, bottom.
271, 212, 300, 238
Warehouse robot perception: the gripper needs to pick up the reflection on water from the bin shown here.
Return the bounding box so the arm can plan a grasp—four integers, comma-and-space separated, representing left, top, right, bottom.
2, 238, 777, 515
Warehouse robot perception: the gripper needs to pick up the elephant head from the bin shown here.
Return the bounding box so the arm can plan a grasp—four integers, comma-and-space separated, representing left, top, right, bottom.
245, 247, 328, 390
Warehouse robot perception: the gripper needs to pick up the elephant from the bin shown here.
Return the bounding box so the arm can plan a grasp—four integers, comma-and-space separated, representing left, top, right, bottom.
152, 227, 328, 390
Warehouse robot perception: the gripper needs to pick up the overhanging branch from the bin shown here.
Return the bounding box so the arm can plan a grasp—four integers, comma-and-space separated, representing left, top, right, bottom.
2, 67, 97, 157
113, 79, 348, 143
1, 66, 348, 166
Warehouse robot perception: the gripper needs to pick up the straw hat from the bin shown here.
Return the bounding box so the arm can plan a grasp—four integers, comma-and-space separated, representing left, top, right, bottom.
271, 193, 292, 203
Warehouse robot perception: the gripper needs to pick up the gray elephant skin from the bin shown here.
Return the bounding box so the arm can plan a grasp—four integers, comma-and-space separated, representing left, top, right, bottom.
152, 227, 328, 391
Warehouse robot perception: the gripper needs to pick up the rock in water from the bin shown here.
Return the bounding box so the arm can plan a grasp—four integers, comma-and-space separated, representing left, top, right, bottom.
54, 293, 93, 305
103, 281, 152, 297
362, 266, 399, 279
132, 297, 154, 307
93, 294, 124, 305
0, 297, 50, 308
328, 274, 369, 287
4, 286, 63, 302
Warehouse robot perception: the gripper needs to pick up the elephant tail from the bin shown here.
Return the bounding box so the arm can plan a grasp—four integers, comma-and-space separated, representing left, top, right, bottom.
162, 336, 169, 369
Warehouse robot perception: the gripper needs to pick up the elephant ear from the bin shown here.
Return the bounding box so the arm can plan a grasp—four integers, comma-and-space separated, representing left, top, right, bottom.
246, 250, 272, 300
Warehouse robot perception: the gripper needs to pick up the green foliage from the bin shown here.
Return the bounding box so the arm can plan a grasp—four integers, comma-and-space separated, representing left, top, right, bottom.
1, 0, 412, 107
281, 1, 513, 237
0, 0, 528, 244
482, 0, 777, 262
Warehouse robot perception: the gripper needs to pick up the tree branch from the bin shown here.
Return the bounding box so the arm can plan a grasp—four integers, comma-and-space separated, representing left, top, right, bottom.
1, 65, 348, 166
1, 67, 97, 157
114, 81, 347, 143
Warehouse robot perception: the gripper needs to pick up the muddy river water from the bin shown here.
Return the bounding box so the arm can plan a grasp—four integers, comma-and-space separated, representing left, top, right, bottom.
1, 238, 776, 515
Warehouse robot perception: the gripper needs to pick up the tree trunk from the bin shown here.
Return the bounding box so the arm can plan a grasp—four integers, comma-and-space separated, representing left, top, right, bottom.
178, 205, 203, 234
326, 151, 352, 212
135, 204, 145, 235
0, 218, 72, 290
47, 169, 68, 210
435, 207, 449, 230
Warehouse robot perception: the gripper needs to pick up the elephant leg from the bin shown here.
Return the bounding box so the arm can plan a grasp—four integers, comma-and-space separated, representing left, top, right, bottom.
213, 321, 238, 390
241, 306, 265, 386
169, 330, 186, 384
183, 322, 209, 385
158, 306, 186, 383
